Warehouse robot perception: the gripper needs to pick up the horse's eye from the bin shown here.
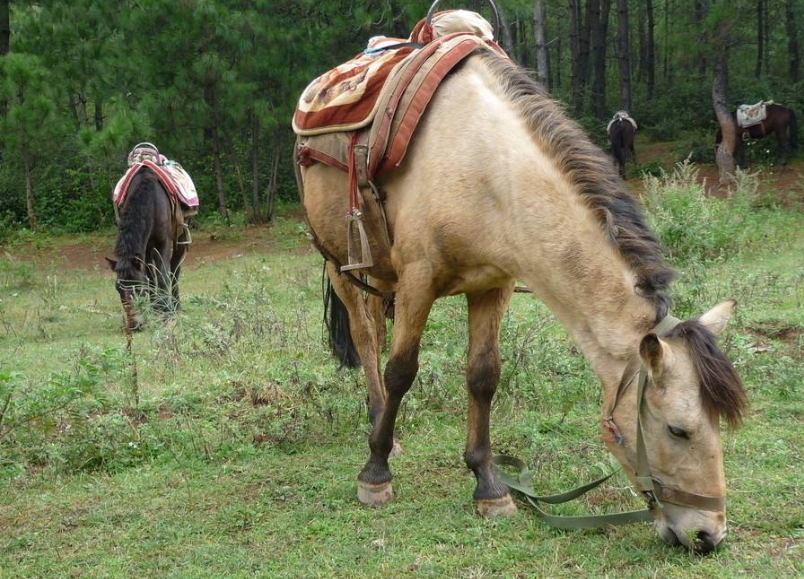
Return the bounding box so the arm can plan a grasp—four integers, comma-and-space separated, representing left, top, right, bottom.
668, 425, 690, 439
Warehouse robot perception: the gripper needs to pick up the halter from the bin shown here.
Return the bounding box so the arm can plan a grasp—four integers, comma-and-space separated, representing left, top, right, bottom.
494, 315, 725, 529
606, 315, 726, 513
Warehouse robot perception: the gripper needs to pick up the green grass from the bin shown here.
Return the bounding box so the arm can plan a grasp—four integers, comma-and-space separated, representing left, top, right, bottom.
1, 195, 803, 578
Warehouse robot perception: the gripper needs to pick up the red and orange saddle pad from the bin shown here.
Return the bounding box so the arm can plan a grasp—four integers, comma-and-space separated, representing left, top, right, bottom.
292, 10, 499, 138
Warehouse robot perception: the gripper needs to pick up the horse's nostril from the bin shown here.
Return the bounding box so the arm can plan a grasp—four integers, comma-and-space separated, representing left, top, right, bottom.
696, 530, 718, 554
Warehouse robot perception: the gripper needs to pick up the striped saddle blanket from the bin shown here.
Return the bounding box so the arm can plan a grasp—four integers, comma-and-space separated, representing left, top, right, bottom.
293, 10, 496, 136
113, 143, 199, 209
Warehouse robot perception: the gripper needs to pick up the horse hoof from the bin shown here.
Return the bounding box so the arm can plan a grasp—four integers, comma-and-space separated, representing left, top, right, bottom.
389, 439, 403, 458
476, 495, 517, 518
357, 480, 394, 507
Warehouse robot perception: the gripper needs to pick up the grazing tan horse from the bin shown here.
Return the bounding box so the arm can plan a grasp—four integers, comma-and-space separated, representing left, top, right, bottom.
298, 51, 746, 553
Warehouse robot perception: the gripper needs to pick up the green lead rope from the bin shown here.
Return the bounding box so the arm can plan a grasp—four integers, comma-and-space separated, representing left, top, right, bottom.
492, 455, 653, 529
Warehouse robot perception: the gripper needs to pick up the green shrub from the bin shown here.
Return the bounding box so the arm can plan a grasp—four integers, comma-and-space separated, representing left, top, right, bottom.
642, 161, 756, 262
672, 129, 716, 164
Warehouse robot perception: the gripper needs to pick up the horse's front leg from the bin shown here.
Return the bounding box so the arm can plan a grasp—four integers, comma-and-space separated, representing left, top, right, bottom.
464, 285, 516, 517
357, 265, 435, 507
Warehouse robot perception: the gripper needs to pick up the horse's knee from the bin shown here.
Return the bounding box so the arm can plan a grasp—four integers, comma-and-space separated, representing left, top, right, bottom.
466, 350, 501, 403
383, 351, 418, 397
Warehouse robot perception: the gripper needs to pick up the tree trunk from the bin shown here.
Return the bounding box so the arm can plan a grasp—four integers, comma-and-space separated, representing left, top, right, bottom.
616, 0, 632, 112
756, 0, 764, 78
788, 0, 801, 83
663, 0, 670, 81
251, 111, 262, 223
638, 0, 647, 82
763, 0, 769, 76
569, 0, 581, 106
713, 24, 736, 185
232, 149, 251, 221
210, 121, 229, 223
265, 135, 280, 223
695, 0, 708, 77
0, 0, 9, 56
647, 0, 656, 98
591, 0, 612, 119
24, 156, 36, 232
499, 10, 515, 55
574, 0, 597, 115
534, 0, 549, 86
94, 98, 103, 131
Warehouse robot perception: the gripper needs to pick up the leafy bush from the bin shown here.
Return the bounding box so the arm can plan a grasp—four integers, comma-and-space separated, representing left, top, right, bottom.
672, 129, 717, 164
642, 161, 756, 262
637, 160, 663, 178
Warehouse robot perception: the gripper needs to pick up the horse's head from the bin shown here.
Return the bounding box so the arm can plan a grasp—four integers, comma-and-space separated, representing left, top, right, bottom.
604, 300, 747, 553
106, 256, 147, 330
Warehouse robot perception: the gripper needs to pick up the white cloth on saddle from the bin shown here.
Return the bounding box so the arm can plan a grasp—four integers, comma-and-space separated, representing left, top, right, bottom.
737, 100, 773, 128
113, 157, 199, 208
432, 10, 494, 41
606, 111, 638, 135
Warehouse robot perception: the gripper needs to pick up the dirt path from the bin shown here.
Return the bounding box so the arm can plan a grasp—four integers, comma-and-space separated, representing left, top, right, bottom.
631, 140, 804, 203
3, 147, 802, 273
3, 224, 297, 273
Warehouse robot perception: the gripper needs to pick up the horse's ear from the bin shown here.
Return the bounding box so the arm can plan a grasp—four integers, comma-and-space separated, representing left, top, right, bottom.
698, 299, 737, 336
105, 257, 118, 271
639, 334, 673, 381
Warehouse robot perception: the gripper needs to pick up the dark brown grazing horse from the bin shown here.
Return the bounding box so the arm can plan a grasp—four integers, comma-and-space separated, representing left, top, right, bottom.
716, 103, 798, 166
106, 170, 186, 330
609, 118, 637, 178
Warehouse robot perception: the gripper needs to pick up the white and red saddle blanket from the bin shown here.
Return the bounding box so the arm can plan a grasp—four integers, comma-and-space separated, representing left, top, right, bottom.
293, 10, 497, 137
737, 100, 773, 128
606, 111, 638, 134
294, 11, 504, 185
113, 144, 199, 208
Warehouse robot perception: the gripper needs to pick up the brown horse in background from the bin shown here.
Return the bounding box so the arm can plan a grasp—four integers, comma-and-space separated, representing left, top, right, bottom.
298, 50, 746, 553
106, 171, 186, 330
609, 118, 637, 178
717, 102, 798, 166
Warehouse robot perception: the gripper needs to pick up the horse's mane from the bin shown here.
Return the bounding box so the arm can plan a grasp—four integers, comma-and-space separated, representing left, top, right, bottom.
114, 171, 159, 273
666, 320, 747, 428
478, 51, 676, 322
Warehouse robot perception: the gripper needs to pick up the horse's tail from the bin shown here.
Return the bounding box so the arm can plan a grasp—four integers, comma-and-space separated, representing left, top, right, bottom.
611, 122, 626, 170
323, 268, 361, 368
789, 108, 798, 151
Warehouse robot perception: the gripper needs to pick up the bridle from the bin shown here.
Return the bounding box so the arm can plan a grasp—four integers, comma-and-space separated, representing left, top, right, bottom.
494, 315, 725, 529
606, 315, 726, 513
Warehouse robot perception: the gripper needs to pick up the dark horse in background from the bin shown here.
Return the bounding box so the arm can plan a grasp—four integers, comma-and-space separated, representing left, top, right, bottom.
106, 170, 186, 331
717, 103, 798, 166
608, 117, 637, 178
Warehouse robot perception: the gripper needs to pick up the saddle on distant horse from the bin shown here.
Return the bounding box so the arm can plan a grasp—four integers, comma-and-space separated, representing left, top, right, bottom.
113, 143, 198, 244
606, 111, 637, 135
294, 9, 505, 272
737, 100, 773, 128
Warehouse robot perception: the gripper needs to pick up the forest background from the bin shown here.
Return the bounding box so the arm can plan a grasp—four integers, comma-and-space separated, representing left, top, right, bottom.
0, 0, 801, 236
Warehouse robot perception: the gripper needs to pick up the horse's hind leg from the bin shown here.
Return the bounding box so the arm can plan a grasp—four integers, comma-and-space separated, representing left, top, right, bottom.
170, 244, 186, 310
152, 244, 174, 315
324, 262, 388, 435
776, 128, 789, 164
357, 266, 435, 507
465, 285, 516, 517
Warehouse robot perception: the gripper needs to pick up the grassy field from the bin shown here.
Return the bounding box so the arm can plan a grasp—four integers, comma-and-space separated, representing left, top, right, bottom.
1, 168, 803, 578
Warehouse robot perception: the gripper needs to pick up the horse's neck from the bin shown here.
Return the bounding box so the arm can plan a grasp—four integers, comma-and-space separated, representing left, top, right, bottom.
521, 260, 652, 394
